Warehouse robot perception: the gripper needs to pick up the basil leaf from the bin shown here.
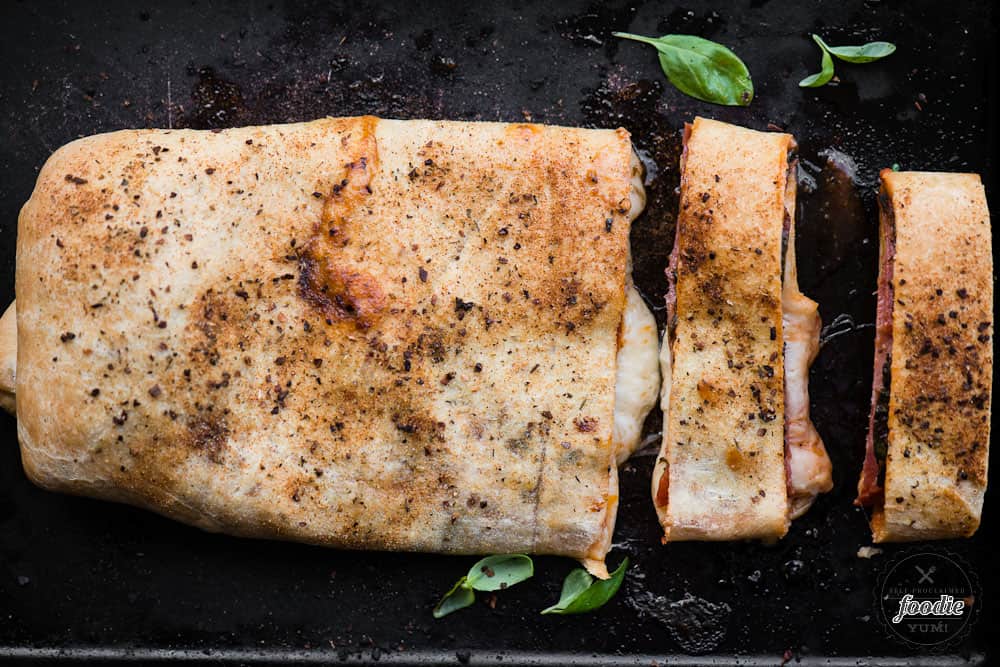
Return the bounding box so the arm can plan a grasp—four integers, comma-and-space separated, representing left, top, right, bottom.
799, 34, 835, 88
818, 34, 896, 64
613, 33, 753, 106
542, 569, 593, 613
433, 576, 475, 619
465, 554, 534, 592
541, 557, 629, 615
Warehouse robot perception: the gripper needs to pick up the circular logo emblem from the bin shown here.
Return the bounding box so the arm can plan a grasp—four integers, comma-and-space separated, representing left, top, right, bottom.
876, 550, 979, 648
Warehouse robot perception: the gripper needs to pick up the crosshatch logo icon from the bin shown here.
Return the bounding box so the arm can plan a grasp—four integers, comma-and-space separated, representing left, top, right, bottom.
876, 550, 979, 647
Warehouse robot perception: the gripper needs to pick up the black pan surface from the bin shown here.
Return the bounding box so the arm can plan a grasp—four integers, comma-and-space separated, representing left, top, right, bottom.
0, 0, 996, 664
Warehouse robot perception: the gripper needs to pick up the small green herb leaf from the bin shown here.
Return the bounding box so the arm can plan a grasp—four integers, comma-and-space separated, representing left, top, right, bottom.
466, 554, 534, 592
613, 32, 753, 106
799, 34, 835, 88
891, 163, 901, 172
541, 557, 629, 615
433, 577, 475, 619
543, 569, 593, 612
433, 555, 533, 619
800, 34, 896, 88
819, 34, 896, 64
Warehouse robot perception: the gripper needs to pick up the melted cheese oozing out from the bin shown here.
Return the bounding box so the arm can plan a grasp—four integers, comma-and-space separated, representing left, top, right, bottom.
781, 178, 833, 519
610, 152, 659, 466
612, 283, 660, 465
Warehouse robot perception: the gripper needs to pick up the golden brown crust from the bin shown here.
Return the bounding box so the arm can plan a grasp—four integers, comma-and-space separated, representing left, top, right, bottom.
14, 117, 637, 566
874, 170, 992, 542
654, 117, 790, 540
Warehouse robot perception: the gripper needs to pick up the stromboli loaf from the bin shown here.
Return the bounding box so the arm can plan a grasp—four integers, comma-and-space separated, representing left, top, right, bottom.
0, 116, 660, 575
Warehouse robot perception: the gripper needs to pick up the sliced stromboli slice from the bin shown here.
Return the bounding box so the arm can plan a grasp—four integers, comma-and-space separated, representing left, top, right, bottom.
858, 170, 992, 541
652, 117, 831, 541
0, 117, 660, 577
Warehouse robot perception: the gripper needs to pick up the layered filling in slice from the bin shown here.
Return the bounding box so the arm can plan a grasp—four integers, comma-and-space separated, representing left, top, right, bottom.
857, 189, 896, 510
612, 279, 660, 466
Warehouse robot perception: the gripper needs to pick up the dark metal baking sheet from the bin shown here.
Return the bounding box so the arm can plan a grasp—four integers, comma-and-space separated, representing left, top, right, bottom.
0, 0, 995, 664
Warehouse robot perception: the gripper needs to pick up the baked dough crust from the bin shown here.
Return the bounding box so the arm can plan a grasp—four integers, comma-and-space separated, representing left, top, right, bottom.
873, 170, 992, 541
13, 117, 643, 572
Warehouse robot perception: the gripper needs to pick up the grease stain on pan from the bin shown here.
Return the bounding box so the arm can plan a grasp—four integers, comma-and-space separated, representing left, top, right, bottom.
627, 589, 733, 654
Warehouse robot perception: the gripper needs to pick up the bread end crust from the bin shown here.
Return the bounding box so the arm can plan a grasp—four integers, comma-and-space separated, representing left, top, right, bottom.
875, 170, 992, 541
